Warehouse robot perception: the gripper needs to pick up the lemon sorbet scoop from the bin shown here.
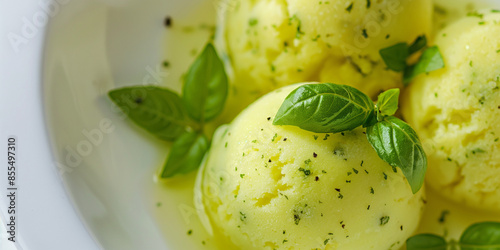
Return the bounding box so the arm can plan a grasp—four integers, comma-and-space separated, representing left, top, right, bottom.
197, 84, 425, 249
402, 11, 500, 211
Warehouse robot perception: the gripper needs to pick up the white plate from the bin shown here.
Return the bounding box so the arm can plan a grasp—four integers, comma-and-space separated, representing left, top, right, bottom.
1, 0, 499, 249
43, 0, 211, 249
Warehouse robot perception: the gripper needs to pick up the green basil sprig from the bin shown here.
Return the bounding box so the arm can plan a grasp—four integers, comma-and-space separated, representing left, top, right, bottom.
161, 132, 209, 178
108, 43, 228, 178
379, 35, 445, 85
376, 88, 399, 120
273, 83, 426, 194
273, 84, 374, 133
407, 222, 500, 250
108, 86, 187, 141
183, 43, 228, 123
406, 234, 447, 250
366, 117, 426, 193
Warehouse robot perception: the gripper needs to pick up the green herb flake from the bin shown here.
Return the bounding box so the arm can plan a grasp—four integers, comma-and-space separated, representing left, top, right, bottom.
472, 148, 486, 154
293, 211, 301, 225
352, 168, 359, 174
338, 193, 344, 199
240, 174, 245, 178
438, 210, 450, 223
252, 140, 257, 143
370, 187, 374, 194
313, 135, 319, 140
362, 29, 368, 38
492, 9, 500, 13
467, 11, 484, 19
380, 216, 390, 225
366, 0, 371, 8
298, 168, 311, 176
272, 133, 278, 142
346, 2, 353, 12
383, 172, 388, 180
187, 230, 193, 235
249, 18, 258, 26
240, 211, 247, 221
324, 239, 330, 245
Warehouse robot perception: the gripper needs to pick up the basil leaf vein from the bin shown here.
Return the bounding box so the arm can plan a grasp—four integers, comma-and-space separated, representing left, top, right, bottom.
273, 83, 374, 133
366, 116, 427, 193
161, 132, 209, 178
183, 43, 228, 123
108, 86, 187, 141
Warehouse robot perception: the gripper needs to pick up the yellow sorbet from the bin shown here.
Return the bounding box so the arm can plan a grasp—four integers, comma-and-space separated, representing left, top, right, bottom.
197, 84, 425, 249
216, 0, 432, 118
402, 11, 500, 211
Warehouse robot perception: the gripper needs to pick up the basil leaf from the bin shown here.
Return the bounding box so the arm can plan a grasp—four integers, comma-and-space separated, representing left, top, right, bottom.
108, 86, 186, 141
406, 234, 447, 250
366, 116, 427, 193
379, 43, 409, 72
408, 35, 427, 55
183, 43, 228, 123
363, 109, 378, 128
460, 222, 500, 250
161, 132, 209, 178
403, 46, 445, 84
273, 83, 375, 133
376, 88, 400, 120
